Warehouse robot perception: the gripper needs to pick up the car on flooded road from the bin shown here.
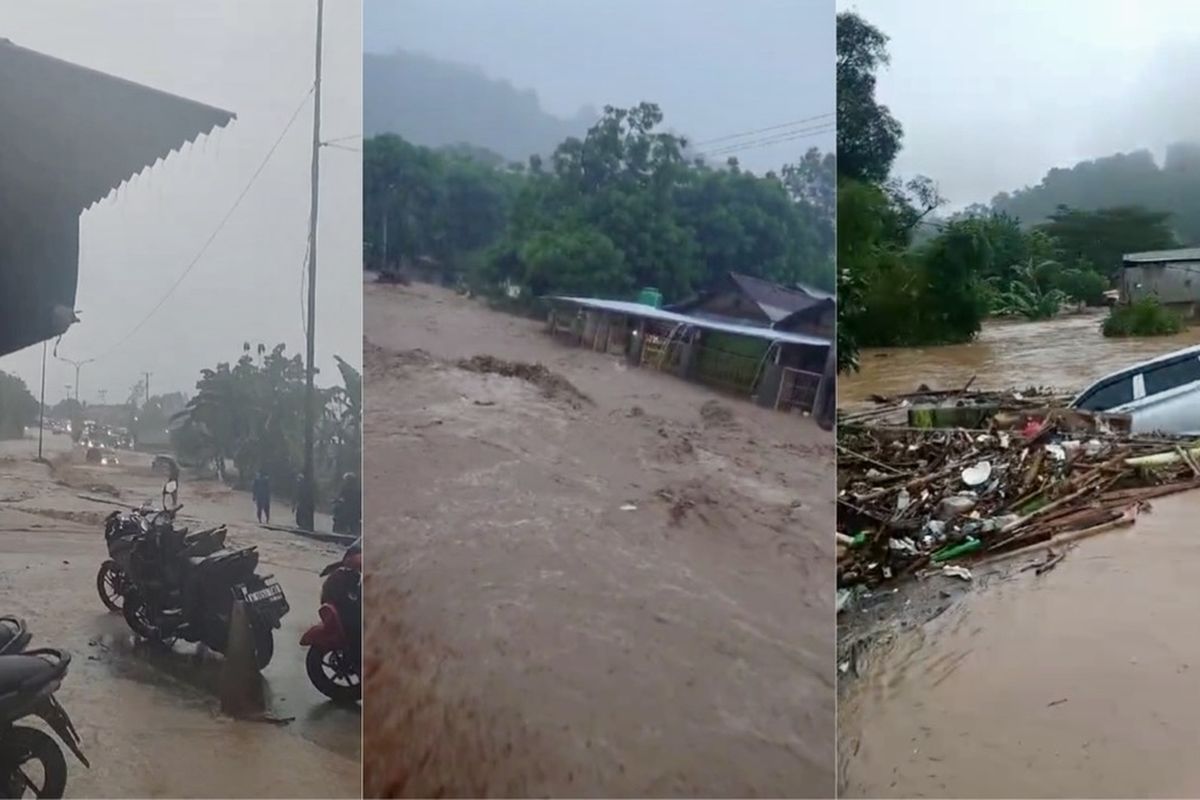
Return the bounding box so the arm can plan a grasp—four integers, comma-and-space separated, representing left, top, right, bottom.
1070, 344, 1200, 434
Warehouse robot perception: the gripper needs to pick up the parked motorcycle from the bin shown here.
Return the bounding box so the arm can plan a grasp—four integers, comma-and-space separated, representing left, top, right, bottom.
300, 537, 360, 703
114, 480, 290, 669
97, 483, 227, 613
0, 639, 88, 798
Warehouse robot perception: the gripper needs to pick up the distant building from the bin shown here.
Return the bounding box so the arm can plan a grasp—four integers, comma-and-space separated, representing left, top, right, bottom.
0, 38, 234, 357
667, 272, 835, 338
1120, 248, 1200, 319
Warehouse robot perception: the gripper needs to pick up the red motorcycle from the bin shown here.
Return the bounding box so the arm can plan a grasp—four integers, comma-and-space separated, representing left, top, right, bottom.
300, 538, 361, 704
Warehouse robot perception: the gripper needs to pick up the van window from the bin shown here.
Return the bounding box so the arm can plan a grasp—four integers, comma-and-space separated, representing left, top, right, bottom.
1143, 356, 1200, 396
1076, 376, 1134, 411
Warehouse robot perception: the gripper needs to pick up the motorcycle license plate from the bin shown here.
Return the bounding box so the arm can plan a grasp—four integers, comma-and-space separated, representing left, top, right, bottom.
246, 584, 283, 603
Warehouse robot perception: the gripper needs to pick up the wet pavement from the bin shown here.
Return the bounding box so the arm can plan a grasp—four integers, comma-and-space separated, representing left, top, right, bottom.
0, 435, 360, 798
841, 312, 1200, 404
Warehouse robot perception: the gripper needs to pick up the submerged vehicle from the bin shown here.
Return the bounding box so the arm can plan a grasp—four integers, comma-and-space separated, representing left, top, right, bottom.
102, 479, 289, 668
0, 619, 88, 798
1070, 344, 1200, 434
301, 537, 361, 703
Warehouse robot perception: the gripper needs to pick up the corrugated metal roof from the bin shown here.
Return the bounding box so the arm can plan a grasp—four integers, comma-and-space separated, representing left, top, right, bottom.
0, 38, 236, 210
1123, 248, 1200, 264
0, 39, 236, 358
551, 296, 831, 347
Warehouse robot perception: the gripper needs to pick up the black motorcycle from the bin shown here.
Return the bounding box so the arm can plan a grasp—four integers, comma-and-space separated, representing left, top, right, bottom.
98, 490, 227, 613
115, 480, 289, 669
0, 623, 88, 798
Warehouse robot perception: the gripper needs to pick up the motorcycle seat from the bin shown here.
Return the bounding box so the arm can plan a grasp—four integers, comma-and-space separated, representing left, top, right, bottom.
0, 652, 65, 697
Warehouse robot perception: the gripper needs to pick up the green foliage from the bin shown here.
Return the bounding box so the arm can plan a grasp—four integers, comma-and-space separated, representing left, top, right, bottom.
1051, 264, 1108, 306
171, 343, 360, 506
0, 371, 37, 440
1102, 297, 1184, 338
991, 260, 1068, 320
377, 102, 838, 302
837, 12, 902, 184
1035, 206, 1178, 275
363, 135, 523, 277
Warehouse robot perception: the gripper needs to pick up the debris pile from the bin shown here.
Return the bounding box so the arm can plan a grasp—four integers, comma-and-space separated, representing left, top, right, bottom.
838, 409, 1200, 589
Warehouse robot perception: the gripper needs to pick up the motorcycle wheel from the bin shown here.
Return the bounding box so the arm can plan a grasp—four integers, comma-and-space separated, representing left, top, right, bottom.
305, 646, 361, 704
0, 725, 67, 799
122, 591, 167, 642
95, 560, 126, 613
252, 625, 274, 671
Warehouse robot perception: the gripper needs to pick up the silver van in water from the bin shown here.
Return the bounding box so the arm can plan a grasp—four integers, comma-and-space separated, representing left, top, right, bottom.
1071, 345, 1200, 434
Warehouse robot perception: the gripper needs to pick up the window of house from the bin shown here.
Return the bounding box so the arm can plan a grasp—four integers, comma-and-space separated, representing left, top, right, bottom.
1076, 376, 1135, 411
1143, 356, 1200, 396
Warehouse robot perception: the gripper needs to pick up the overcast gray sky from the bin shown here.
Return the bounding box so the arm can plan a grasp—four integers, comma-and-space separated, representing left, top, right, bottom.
364, 0, 835, 175
0, 0, 361, 406
840, 0, 1200, 210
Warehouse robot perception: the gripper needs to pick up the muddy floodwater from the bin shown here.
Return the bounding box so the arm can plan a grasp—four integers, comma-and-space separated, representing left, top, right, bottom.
841, 312, 1200, 403
839, 313, 1200, 796
839, 490, 1200, 797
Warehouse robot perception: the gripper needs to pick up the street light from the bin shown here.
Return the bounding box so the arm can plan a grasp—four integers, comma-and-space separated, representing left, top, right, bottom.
56, 355, 95, 402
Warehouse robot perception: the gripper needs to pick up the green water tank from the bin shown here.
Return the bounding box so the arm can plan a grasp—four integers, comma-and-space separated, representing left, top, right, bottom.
637, 287, 663, 308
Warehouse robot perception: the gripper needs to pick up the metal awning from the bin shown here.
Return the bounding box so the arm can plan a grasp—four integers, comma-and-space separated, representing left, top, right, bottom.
0, 38, 235, 358
550, 296, 831, 348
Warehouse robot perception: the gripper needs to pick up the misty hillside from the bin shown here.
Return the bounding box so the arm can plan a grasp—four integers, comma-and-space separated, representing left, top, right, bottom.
990, 142, 1200, 243
364, 49, 597, 164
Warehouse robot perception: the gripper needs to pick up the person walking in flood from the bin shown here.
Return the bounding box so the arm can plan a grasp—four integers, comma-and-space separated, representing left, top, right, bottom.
252, 469, 271, 524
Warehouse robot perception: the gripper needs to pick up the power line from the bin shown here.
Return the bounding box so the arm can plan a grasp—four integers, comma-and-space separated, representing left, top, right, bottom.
700, 122, 836, 159
322, 133, 361, 145
322, 142, 361, 153
690, 112, 835, 147
88, 83, 316, 360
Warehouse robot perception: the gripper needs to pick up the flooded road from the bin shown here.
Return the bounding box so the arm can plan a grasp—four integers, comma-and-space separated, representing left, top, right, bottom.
839, 489, 1200, 798
0, 436, 360, 797
841, 312, 1200, 404
363, 282, 834, 797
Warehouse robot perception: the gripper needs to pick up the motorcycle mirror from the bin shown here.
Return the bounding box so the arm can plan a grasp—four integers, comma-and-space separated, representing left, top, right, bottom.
164, 479, 178, 495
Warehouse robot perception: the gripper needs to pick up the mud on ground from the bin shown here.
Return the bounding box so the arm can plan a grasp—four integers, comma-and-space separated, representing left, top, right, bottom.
363, 282, 835, 797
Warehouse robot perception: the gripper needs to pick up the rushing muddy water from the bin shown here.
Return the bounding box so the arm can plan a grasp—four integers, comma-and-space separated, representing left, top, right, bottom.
840, 312, 1200, 404
839, 482, 1200, 797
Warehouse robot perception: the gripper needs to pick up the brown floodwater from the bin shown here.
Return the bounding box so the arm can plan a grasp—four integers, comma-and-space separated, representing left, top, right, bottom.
839, 489, 1200, 798
840, 312, 1200, 404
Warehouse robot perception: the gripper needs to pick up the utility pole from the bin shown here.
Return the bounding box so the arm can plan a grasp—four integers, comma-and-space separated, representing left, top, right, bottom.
143, 371, 152, 407
37, 342, 46, 461
380, 183, 395, 272
57, 356, 95, 403
297, 0, 324, 532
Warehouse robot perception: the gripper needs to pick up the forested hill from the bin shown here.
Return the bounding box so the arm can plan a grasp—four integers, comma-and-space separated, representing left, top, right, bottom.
364, 49, 596, 163
990, 142, 1200, 243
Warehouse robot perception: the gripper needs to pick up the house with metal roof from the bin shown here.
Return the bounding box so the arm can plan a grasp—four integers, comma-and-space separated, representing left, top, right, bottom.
1119, 247, 1200, 318
666, 271, 835, 338
0, 38, 235, 357
546, 272, 834, 426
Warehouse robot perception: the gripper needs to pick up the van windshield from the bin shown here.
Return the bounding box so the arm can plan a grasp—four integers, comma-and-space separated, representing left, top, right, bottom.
1076, 376, 1134, 411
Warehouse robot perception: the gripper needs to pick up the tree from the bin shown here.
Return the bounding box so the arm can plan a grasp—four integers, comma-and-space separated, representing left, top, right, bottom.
0, 371, 37, 440
1036, 206, 1178, 275
837, 12, 903, 184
